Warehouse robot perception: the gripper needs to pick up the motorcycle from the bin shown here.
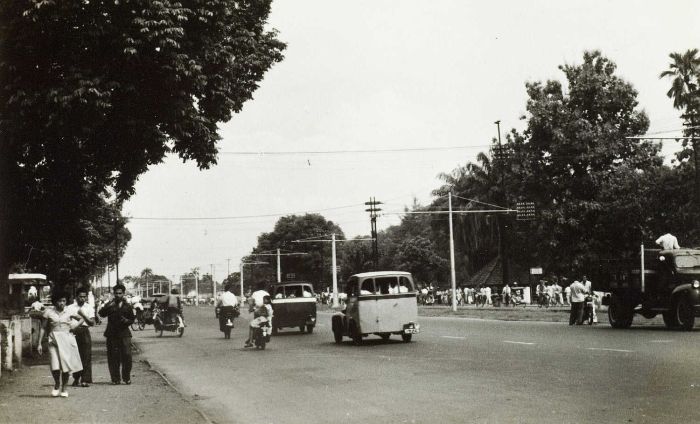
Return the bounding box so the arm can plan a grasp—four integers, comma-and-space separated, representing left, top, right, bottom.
252, 320, 271, 350
154, 308, 185, 337
215, 305, 240, 339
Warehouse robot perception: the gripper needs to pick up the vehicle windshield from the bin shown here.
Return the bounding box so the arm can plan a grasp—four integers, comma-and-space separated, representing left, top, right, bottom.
675, 254, 700, 268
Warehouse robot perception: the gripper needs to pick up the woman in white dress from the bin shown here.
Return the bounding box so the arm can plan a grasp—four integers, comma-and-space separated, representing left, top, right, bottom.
37, 292, 84, 398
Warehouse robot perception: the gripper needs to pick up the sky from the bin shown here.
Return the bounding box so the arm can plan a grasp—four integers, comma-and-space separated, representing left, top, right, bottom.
113, 0, 700, 285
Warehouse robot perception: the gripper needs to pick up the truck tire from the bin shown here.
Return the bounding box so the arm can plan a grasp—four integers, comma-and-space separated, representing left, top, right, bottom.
675, 297, 695, 331
662, 310, 679, 329
608, 296, 633, 329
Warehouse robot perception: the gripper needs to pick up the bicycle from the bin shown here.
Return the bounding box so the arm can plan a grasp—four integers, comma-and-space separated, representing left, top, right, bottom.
130, 308, 146, 331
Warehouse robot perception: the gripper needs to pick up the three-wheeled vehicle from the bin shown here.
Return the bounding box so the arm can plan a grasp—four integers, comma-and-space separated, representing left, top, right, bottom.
152, 293, 184, 337
332, 271, 420, 344
268, 282, 317, 334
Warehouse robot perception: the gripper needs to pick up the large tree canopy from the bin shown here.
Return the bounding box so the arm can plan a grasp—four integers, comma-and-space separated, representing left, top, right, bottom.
0, 0, 285, 314
252, 214, 345, 288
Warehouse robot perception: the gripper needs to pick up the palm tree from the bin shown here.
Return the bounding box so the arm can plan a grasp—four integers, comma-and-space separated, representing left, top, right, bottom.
140, 268, 153, 296
660, 49, 700, 204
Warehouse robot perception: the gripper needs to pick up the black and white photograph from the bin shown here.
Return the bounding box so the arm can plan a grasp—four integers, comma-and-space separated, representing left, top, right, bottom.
1, 1, 699, 423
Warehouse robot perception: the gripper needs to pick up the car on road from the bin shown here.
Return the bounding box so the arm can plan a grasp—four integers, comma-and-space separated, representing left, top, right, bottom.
600, 248, 700, 330
268, 282, 317, 334
332, 271, 420, 344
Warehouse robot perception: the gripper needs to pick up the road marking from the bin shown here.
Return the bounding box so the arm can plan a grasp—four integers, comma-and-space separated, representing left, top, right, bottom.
586, 347, 633, 353
441, 336, 466, 339
649, 340, 673, 343
503, 341, 535, 345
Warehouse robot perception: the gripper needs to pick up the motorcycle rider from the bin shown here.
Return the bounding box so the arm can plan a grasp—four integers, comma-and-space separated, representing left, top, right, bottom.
244, 294, 272, 348
217, 284, 239, 338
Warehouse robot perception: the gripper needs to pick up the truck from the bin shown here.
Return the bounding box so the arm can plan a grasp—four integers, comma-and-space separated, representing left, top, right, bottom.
599, 247, 700, 330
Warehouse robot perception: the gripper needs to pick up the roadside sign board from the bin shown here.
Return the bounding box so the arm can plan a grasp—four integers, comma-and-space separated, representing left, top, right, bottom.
530, 267, 543, 275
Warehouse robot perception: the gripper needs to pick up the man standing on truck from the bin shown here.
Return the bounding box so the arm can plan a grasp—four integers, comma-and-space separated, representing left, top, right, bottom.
568, 279, 588, 325
656, 233, 680, 250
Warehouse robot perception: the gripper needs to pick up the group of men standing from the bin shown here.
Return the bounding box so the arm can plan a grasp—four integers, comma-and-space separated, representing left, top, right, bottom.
568, 276, 596, 325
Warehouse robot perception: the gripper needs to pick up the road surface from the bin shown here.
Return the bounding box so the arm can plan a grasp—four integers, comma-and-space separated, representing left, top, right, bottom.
134, 306, 700, 424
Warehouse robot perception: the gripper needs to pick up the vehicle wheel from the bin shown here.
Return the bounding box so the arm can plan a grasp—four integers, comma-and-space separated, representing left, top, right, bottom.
259, 337, 266, 350
306, 325, 314, 334
401, 334, 412, 343
299, 325, 306, 333
333, 328, 342, 344
131, 322, 139, 331
380, 334, 390, 342
350, 321, 362, 345
608, 296, 633, 329
138, 320, 146, 331
675, 297, 695, 331
662, 310, 679, 329
178, 327, 184, 337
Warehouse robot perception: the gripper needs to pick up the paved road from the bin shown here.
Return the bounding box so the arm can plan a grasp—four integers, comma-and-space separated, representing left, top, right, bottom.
134, 306, 700, 424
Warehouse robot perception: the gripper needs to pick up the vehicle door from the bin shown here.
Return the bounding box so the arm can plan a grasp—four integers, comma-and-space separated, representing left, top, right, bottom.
283, 284, 307, 327
270, 285, 288, 326
344, 277, 360, 330
358, 277, 379, 333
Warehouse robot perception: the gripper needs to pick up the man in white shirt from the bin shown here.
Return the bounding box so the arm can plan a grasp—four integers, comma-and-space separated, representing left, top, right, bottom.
217, 285, 239, 337
65, 287, 95, 386
568, 279, 588, 325
656, 233, 680, 250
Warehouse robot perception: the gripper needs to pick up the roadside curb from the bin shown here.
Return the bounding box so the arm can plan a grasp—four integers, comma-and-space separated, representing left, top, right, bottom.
141, 358, 215, 424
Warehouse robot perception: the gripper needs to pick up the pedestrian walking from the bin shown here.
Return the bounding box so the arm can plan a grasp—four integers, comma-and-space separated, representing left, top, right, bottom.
37, 291, 83, 398
65, 286, 95, 387
568, 279, 588, 325
99, 284, 135, 385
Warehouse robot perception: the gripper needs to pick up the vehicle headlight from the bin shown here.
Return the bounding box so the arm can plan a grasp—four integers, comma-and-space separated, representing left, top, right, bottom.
692, 280, 700, 289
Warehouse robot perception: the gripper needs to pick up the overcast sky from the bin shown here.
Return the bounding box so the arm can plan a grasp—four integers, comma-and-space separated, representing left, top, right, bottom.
114, 0, 699, 284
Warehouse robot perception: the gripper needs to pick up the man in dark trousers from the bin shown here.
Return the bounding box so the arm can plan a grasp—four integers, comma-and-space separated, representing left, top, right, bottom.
99, 284, 135, 385
66, 286, 95, 386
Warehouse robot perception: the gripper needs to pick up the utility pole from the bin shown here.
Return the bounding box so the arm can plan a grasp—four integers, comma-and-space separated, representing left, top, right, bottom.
448, 192, 457, 312
113, 218, 120, 284
293, 236, 372, 308
365, 197, 382, 269
493, 120, 510, 286
210, 263, 216, 299
226, 258, 231, 281
277, 248, 281, 283
195, 274, 199, 306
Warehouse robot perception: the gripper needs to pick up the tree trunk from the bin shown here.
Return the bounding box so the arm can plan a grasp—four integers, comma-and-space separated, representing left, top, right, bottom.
0, 143, 19, 318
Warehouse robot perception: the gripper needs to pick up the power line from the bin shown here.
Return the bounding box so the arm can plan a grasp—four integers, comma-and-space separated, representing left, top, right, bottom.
219, 145, 480, 156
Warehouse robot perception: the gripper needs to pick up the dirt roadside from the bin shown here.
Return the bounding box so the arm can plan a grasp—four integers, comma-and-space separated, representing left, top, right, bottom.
0, 333, 209, 424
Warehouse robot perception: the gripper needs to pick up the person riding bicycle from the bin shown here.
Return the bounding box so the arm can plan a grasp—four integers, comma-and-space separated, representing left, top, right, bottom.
244, 295, 272, 348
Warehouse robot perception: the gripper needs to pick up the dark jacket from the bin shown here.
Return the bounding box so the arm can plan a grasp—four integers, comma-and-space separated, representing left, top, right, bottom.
99, 299, 135, 338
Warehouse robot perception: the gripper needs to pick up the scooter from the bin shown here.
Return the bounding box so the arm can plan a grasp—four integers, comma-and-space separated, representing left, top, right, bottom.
253, 321, 271, 350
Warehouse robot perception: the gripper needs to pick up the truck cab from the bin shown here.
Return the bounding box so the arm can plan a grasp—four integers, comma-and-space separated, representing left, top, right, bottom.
601, 248, 700, 330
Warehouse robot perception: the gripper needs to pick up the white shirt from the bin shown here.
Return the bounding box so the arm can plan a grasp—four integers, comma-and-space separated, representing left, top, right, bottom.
65, 302, 95, 327
250, 290, 270, 307
656, 233, 680, 250
569, 281, 588, 303
219, 291, 238, 307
